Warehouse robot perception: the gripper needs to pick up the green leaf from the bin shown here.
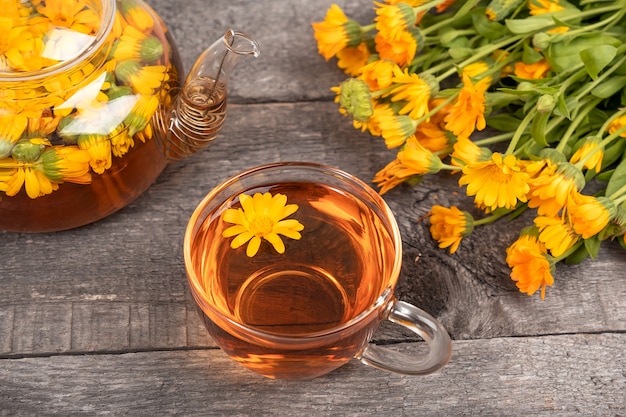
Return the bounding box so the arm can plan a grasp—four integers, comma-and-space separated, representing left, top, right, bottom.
449, 46, 473, 60
506, 16, 555, 34
546, 34, 622, 73
580, 45, 617, 79
471, 9, 506, 40
523, 40, 544, 64
606, 149, 626, 198
530, 110, 551, 147
564, 243, 590, 265
486, 114, 523, 131
505, 9, 579, 34
596, 168, 615, 183
583, 235, 602, 260
591, 75, 626, 98
554, 94, 574, 119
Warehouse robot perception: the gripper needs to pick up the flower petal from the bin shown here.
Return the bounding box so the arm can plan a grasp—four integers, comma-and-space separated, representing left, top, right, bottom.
264, 233, 285, 254
246, 237, 261, 257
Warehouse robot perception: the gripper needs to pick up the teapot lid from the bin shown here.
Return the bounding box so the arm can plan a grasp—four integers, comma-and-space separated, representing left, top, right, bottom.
0, 0, 114, 78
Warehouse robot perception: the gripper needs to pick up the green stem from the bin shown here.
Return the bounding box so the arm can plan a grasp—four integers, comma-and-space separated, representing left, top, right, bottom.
561, 3, 626, 23
413, 91, 459, 127
474, 208, 514, 226
436, 35, 525, 81
552, 6, 626, 40
414, 0, 460, 35
553, 241, 584, 263
610, 183, 626, 202
360, 23, 376, 33
574, 55, 626, 102
555, 97, 602, 153
475, 132, 515, 146
597, 108, 626, 137
505, 107, 537, 154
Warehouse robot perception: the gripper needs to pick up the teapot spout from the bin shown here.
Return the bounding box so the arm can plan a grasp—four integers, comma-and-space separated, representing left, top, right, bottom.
166, 30, 260, 159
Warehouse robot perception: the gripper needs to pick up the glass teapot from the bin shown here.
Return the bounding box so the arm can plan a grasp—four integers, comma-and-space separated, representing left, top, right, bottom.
0, 0, 259, 232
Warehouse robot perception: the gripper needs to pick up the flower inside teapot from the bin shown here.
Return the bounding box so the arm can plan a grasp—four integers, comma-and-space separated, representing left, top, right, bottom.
0, 0, 259, 232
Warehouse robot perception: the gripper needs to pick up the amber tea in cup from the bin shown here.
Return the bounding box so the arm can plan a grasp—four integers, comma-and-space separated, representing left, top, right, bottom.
184, 162, 452, 379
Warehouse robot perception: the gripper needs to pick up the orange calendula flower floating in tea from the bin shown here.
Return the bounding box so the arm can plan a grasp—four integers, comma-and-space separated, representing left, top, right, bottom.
222, 192, 305, 258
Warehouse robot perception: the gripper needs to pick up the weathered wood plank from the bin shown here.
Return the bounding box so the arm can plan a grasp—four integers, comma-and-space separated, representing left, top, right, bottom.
149, 0, 373, 103
1, 334, 624, 416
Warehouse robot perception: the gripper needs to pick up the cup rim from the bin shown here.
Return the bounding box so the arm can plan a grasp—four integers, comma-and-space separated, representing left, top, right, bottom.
183, 161, 403, 347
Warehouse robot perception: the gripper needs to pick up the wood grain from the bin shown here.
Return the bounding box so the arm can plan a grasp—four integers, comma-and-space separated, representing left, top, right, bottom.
1, 334, 624, 416
1, 0, 625, 414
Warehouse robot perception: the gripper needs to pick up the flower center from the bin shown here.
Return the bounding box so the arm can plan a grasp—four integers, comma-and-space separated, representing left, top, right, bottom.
249, 216, 273, 237
484, 165, 510, 183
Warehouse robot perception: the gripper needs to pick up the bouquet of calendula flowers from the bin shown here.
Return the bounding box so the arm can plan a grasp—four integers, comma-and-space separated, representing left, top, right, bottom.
312, 0, 626, 299
0, 0, 169, 199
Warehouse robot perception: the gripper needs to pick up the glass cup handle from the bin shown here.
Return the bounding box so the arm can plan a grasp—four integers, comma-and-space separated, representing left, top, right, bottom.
358, 300, 453, 375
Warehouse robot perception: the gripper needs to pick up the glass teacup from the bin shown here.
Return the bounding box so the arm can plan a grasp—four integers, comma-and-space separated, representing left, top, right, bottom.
184, 162, 452, 380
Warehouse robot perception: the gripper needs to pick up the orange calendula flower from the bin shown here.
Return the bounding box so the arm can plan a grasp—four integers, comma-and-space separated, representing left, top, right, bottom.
35, 0, 100, 35
569, 137, 604, 173
336, 42, 371, 76
444, 73, 489, 138
373, 136, 441, 193
527, 162, 584, 217
567, 194, 615, 239
450, 136, 492, 168
357, 101, 396, 136
514, 59, 551, 79
115, 60, 168, 95
374, 1, 416, 42
462, 61, 492, 85
528, 0, 564, 14
77, 134, 112, 174
119, 0, 155, 33
608, 114, 626, 138
222, 192, 304, 258
533, 215, 579, 257
397, 135, 443, 174
359, 59, 397, 91
0, 112, 28, 158
414, 120, 450, 154
0, 16, 42, 72
331, 78, 373, 123
40, 146, 91, 184
124, 94, 159, 137
377, 113, 417, 148
429, 205, 474, 253
374, 29, 418, 67
113, 24, 162, 63
506, 231, 555, 300
372, 158, 413, 195
387, 67, 432, 119
312, 4, 362, 61
459, 152, 530, 211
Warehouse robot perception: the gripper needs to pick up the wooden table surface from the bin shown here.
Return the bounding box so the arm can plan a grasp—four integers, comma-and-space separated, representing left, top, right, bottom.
1, 1, 625, 415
